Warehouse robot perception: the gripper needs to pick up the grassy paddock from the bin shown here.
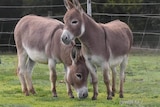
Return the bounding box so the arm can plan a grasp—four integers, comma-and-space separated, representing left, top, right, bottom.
0, 53, 160, 107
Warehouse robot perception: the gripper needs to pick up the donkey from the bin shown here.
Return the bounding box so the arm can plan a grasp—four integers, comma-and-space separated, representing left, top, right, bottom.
14, 15, 89, 99
61, 0, 133, 100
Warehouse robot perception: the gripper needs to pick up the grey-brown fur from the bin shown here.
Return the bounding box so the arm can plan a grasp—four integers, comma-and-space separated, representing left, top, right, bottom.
61, 0, 133, 100
14, 15, 89, 99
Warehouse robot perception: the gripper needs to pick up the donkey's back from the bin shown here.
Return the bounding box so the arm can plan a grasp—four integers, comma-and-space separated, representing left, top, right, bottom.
102, 20, 133, 57
14, 15, 64, 63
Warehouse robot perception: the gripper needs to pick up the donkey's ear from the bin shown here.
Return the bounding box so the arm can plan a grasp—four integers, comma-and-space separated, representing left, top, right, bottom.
71, 46, 79, 64
72, 0, 84, 13
64, 0, 74, 10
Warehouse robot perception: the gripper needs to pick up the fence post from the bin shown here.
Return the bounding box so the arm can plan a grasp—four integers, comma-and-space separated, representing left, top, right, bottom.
87, 0, 92, 16
48, 11, 52, 17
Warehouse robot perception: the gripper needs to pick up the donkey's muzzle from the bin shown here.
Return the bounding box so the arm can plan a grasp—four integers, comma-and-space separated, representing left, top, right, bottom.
77, 87, 88, 99
61, 30, 72, 45
79, 92, 88, 99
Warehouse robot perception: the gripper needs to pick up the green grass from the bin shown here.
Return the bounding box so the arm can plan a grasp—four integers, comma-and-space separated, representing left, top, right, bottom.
0, 53, 160, 107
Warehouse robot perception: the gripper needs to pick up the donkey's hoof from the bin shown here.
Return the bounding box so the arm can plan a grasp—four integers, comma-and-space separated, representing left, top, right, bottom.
119, 94, 124, 98
68, 92, 74, 98
70, 96, 74, 99
53, 93, 58, 97
25, 92, 29, 96
112, 92, 115, 97
30, 89, 36, 95
92, 96, 97, 100
107, 96, 112, 100
23, 90, 29, 96
53, 95, 58, 97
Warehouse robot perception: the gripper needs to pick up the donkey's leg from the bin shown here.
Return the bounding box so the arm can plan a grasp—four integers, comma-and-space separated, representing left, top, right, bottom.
103, 63, 112, 100
25, 58, 36, 94
48, 59, 57, 97
111, 67, 117, 97
66, 82, 74, 98
64, 72, 74, 98
86, 60, 98, 100
119, 56, 128, 98
17, 52, 29, 96
89, 65, 97, 84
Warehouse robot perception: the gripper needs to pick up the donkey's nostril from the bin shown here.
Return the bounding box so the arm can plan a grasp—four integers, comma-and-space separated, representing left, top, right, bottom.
77, 87, 88, 99
82, 94, 84, 97
62, 34, 70, 45
65, 36, 68, 40
83, 94, 85, 97
82, 93, 88, 98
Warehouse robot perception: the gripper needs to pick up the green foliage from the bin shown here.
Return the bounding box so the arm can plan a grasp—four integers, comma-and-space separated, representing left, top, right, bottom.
0, 53, 160, 107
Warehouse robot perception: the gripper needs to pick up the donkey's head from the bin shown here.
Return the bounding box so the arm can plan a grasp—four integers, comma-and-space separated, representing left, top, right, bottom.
66, 45, 89, 99
61, 0, 85, 45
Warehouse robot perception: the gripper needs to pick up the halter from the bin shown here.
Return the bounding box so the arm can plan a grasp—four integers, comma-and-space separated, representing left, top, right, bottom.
74, 38, 81, 50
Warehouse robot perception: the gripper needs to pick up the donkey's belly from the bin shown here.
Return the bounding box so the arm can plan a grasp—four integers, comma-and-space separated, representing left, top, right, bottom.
108, 55, 127, 67
86, 54, 126, 68
25, 47, 48, 64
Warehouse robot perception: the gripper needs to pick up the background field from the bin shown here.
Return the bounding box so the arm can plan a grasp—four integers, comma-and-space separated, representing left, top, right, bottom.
0, 52, 160, 107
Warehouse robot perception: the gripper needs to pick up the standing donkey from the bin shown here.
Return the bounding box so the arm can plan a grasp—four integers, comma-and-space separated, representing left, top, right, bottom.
61, 0, 133, 100
14, 15, 89, 99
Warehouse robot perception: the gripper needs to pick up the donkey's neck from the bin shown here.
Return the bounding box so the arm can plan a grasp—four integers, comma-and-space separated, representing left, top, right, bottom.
79, 13, 106, 56
83, 13, 100, 33
80, 13, 103, 41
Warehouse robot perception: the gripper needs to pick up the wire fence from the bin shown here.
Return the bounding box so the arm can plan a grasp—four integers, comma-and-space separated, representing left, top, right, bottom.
0, 1, 160, 52
91, 1, 160, 50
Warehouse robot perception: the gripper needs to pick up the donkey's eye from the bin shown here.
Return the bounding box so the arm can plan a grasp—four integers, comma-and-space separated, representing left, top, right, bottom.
76, 73, 82, 80
71, 20, 78, 25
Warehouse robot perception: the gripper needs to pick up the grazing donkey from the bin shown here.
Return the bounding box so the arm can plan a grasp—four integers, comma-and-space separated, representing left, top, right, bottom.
14, 15, 89, 99
61, 0, 133, 100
